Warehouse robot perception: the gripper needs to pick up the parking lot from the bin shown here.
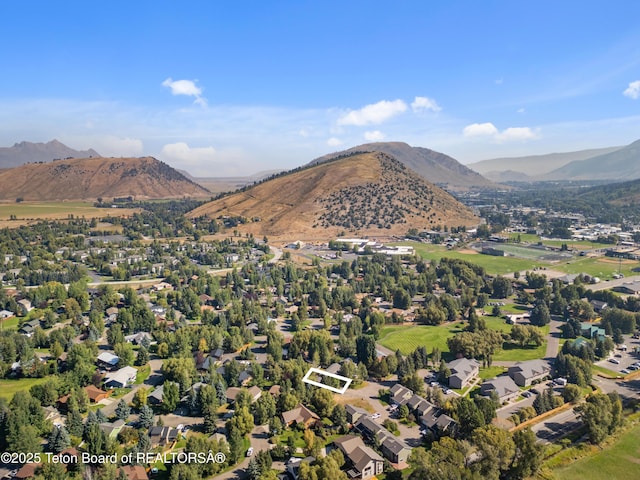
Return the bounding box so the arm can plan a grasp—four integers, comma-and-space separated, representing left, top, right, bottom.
596, 334, 640, 375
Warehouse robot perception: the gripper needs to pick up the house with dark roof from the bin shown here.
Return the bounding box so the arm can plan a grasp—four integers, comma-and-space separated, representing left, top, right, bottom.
148, 425, 179, 447
286, 456, 316, 480
421, 409, 457, 436
480, 375, 519, 403
100, 419, 125, 439
508, 360, 551, 387
334, 435, 384, 479
148, 385, 164, 405
447, 358, 480, 389
282, 404, 320, 428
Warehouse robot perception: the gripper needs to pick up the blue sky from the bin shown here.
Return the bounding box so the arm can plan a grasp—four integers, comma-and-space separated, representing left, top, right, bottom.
1, 1, 639, 176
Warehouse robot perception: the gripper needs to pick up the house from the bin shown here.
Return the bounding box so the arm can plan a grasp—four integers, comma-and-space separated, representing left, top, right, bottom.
104, 366, 138, 389
17, 298, 33, 315
124, 332, 152, 345
18, 318, 41, 336
286, 456, 316, 480
581, 322, 606, 341
118, 465, 149, 480
447, 358, 481, 389
268, 385, 281, 396
282, 404, 320, 428
480, 376, 520, 403
97, 352, 120, 369
590, 299, 608, 313
225, 386, 262, 404
354, 416, 411, 464
43, 405, 65, 427
14, 463, 41, 480
0, 309, 14, 319
149, 425, 179, 447
238, 370, 253, 386
407, 394, 436, 417
390, 384, 413, 406
100, 419, 125, 439
334, 435, 384, 480
84, 385, 111, 403
508, 360, 551, 387
613, 281, 640, 295
421, 409, 457, 436
345, 404, 369, 424
212, 348, 224, 360
148, 385, 164, 405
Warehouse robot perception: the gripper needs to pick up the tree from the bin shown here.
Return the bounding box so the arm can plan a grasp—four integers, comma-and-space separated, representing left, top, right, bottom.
115, 399, 131, 421
492, 276, 513, 299
472, 424, 515, 479
529, 301, 551, 327
133, 387, 148, 410
575, 392, 624, 444
355, 335, 377, 368
510, 428, 543, 479
48, 425, 71, 453
163, 381, 180, 413
227, 406, 254, 437
135, 346, 149, 366
139, 404, 155, 428
311, 388, 335, 418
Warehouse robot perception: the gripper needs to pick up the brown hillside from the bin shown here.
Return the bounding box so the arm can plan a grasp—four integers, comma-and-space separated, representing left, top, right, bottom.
188, 152, 477, 240
0, 156, 210, 201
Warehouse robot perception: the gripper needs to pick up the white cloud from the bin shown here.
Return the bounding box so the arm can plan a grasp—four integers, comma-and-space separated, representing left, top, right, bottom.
162, 78, 207, 106
83, 136, 144, 157
161, 142, 216, 165
364, 130, 385, 141
463, 122, 499, 137
327, 137, 343, 147
337, 99, 407, 126
298, 128, 310, 137
496, 127, 537, 142
623, 80, 640, 99
517, 108, 526, 114
411, 96, 441, 113
463, 123, 537, 143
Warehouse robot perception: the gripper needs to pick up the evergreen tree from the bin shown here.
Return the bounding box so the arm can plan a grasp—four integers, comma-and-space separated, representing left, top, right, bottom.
48, 425, 71, 453
115, 399, 131, 421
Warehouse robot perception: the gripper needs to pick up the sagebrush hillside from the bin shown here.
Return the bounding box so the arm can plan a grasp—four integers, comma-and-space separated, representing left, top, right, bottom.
188, 152, 477, 239
0, 156, 210, 201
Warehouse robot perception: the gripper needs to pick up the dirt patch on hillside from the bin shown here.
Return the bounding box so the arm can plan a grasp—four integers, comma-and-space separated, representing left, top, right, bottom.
458, 248, 478, 254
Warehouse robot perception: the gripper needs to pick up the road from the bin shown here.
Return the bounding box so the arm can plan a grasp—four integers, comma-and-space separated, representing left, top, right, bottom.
585, 274, 640, 292
212, 424, 272, 480
269, 245, 282, 263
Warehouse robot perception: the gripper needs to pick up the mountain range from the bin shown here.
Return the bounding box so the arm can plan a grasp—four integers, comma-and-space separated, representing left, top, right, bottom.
0, 156, 210, 201
468, 142, 640, 182
188, 151, 477, 240
311, 142, 496, 190
0, 140, 100, 169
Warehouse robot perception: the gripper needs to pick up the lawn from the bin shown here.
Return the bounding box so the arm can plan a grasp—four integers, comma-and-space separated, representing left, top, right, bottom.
549, 422, 640, 480
479, 366, 506, 380
555, 256, 640, 279
0, 316, 20, 330
409, 242, 541, 275
0, 377, 49, 401
135, 365, 150, 384
493, 340, 548, 362
0, 201, 140, 226
378, 323, 462, 355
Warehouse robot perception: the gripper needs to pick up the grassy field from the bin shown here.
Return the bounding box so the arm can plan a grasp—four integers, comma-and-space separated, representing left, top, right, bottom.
0, 201, 139, 227
378, 324, 461, 355
555, 256, 640, 279
408, 242, 541, 275
549, 422, 640, 480
479, 366, 507, 380
0, 316, 20, 330
0, 377, 49, 401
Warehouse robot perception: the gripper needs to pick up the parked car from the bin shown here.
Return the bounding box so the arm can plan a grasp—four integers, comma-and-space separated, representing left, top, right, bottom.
246, 447, 254, 457
522, 391, 532, 398
621, 369, 630, 374
371, 413, 381, 419
609, 358, 620, 364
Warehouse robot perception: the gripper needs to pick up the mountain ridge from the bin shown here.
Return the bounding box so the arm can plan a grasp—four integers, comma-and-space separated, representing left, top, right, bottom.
0, 139, 101, 169
310, 142, 495, 189
0, 156, 211, 201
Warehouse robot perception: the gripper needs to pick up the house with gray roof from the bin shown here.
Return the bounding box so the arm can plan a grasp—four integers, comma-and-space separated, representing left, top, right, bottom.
345, 404, 368, 424
447, 358, 480, 389
480, 375, 519, 403
508, 359, 551, 387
